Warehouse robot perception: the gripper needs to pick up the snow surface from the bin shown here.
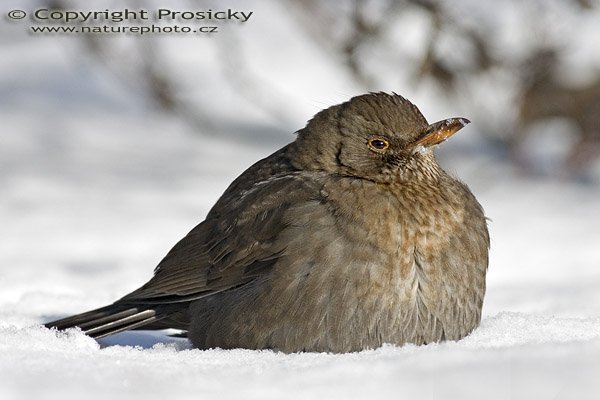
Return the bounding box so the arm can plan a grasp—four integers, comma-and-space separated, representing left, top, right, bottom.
2, 0, 600, 399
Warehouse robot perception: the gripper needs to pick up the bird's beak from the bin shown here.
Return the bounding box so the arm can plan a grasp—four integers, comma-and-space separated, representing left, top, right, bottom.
409, 118, 470, 151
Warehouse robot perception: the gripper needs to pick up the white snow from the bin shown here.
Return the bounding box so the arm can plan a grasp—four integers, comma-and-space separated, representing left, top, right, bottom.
2, 0, 600, 399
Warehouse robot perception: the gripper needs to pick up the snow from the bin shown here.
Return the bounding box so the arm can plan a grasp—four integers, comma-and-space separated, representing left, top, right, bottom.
2, 314, 600, 399
2, 0, 600, 399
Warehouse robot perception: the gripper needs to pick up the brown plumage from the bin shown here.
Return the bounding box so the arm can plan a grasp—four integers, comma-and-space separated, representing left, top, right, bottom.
45, 92, 489, 353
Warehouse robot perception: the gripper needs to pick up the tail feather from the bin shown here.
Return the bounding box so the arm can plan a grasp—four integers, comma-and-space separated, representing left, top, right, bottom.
45, 303, 184, 339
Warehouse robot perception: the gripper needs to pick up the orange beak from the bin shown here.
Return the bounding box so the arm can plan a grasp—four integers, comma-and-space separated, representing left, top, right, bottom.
409, 118, 470, 151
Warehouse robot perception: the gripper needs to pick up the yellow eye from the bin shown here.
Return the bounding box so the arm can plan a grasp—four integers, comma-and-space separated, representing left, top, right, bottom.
367, 138, 389, 152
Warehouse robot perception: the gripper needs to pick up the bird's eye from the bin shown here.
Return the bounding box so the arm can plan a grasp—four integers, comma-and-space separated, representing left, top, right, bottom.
367, 138, 390, 152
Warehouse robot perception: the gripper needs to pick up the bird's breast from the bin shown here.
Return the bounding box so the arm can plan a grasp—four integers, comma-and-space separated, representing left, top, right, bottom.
316, 177, 485, 344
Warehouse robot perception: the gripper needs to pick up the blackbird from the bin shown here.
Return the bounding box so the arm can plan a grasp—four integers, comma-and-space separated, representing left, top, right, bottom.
45, 92, 489, 353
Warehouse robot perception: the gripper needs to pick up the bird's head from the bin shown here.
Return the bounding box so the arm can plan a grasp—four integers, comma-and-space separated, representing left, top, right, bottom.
290, 92, 469, 183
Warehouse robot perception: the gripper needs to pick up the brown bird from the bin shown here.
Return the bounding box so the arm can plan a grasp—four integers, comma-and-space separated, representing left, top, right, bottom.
45, 92, 489, 353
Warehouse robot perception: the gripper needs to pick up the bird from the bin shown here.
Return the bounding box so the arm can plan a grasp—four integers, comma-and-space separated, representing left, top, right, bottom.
45, 92, 489, 353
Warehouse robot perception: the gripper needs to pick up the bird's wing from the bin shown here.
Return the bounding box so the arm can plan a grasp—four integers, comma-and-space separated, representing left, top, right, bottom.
118, 171, 322, 304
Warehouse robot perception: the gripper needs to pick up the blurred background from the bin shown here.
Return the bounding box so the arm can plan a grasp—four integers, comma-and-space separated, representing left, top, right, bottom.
1, 0, 599, 325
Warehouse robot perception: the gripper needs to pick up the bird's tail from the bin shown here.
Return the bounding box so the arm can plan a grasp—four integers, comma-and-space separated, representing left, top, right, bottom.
44, 302, 186, 339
